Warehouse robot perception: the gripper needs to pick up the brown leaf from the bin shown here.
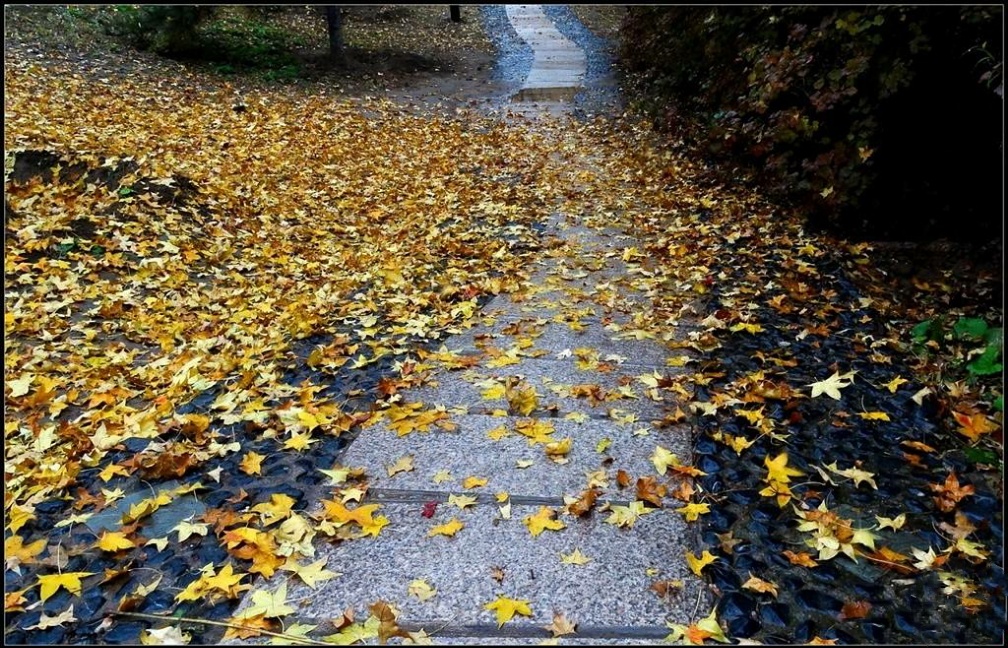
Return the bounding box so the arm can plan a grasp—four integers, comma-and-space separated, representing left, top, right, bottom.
930, 471, 975, 513
650, 579, 683, 599
370, 600, 409, 642
616, 469, 632, 488
783, 550, 819, 568
565, 488, 599, 517
635, 476, 666, 507
544, 611, 577, 637
490, 566, 505, 584
838, 600, 872, 620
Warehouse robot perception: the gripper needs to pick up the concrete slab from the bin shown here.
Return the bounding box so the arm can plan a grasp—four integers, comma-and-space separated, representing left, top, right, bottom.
347, 414, 693, 499
231, 503, 707, 631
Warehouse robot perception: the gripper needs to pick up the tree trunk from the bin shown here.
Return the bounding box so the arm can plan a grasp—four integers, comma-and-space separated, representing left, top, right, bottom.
450, 5, 461, 23
325, 6, 344, 63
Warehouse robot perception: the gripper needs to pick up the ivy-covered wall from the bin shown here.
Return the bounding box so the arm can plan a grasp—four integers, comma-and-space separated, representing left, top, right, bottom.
621, 6, 1003, 242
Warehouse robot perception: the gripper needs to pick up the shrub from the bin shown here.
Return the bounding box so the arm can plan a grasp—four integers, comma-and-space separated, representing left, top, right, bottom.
621, 7, 1003, 242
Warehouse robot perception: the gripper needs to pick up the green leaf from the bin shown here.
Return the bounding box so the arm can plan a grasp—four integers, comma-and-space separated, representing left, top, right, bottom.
993, 396, 1003, 412
963, 446, 999, 466
911, 319, 935, 344
953, 317, 988, 341
967, 344, 1003, 377
118, 186, 134, 197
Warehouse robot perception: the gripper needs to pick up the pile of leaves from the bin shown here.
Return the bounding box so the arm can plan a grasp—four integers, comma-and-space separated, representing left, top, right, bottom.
619, 6, 1003, 242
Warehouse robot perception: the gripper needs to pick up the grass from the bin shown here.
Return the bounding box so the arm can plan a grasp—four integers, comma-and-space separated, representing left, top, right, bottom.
4, 5, 494, 86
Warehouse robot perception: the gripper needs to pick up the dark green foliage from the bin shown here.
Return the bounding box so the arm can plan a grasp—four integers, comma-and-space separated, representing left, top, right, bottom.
102, 6, 306, 79
104, 5, 216, 55
621, 7, 1003, 242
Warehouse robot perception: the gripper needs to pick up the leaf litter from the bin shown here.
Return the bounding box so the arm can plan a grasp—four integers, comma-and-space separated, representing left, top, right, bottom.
4, 13, 1003, 647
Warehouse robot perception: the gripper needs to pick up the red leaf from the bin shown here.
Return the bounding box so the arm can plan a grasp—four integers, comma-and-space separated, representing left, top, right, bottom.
421, 501, 437, 518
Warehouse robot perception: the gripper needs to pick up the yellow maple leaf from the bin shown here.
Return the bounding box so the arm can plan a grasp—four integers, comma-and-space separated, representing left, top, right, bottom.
487, 425, 510, 441
239, 451, 265, 476
742, 574, 779, 597
651, 445, 679, 475
686, 550, 719, 576
322, 500, 382, 527
858, 411, 891, 421
560, 549, 591, 565
447, 494, 477, 510
764, 452, 803, 483
281, 559, 340, 589
5, 535, 46, 573
875, 513, 906, 531
515, 418, 555, 445
387, 455, 415, 477
462, 476, 488, 489
37, 572, 95, 602
251, 493, 296, 526
953, 411, 1000, 443
484, 596, 533, 627
432, 469, 452, 484
428, 518, 464, 538
506, 382, 538, 416
730, 322, 764, 334
96, 531, 136, 553
544, 437, 572, 461
883, 376, 908, 393
807, 371, 855, 399
824, 462, 877, 489
283, 431, 316, 451
523, 506, 566, 537
7, 504, 35, 533
675, 502, 711, 522
408, 579, 437, 601
606, 500, 649, 528
236, 582, 295, 619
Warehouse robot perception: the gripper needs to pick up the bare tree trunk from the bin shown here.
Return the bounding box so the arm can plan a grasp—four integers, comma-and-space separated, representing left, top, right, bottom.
325, 6, 345, 64
450, 5, 461, 23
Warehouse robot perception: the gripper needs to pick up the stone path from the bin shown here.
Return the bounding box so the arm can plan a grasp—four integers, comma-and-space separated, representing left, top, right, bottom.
506, 5, 586, 111
227, 221, 710, 643
227, 7, 711, 645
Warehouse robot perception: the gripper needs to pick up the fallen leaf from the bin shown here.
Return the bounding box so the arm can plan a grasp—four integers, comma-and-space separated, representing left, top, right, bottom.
838, 600, 872, 620
742, 574, 778, 597
544, 612, 576, 637
686, 550, 719, 576
387, 455, 415, 477
25, 605, 77, 630
239, 451, 265, 476
447, 494, 477, 510
484, 596, 532, 627
428, 518, 464, 538
560, 549, 591, 565
524, 506, 566, 537
408, 579, 437, 601
462, 475, 488, 489
675, 501, 710, 522
37, 571, 94, 602
808, 371, 855, 399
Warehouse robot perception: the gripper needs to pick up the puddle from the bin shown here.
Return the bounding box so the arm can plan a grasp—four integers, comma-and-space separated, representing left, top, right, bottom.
511, 86, 580, 103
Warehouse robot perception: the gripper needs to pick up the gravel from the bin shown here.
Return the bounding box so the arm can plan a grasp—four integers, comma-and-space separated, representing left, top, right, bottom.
478, 5, 533, 89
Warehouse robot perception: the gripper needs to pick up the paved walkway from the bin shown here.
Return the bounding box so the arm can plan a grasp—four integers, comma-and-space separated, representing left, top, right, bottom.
228, 7, 709, 644
506, 5, 586, 111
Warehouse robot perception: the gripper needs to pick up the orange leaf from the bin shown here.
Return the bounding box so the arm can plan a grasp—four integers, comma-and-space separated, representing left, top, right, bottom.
565, 488, 599, 517
783, 550, 819, 568
838, 600, 872, 620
